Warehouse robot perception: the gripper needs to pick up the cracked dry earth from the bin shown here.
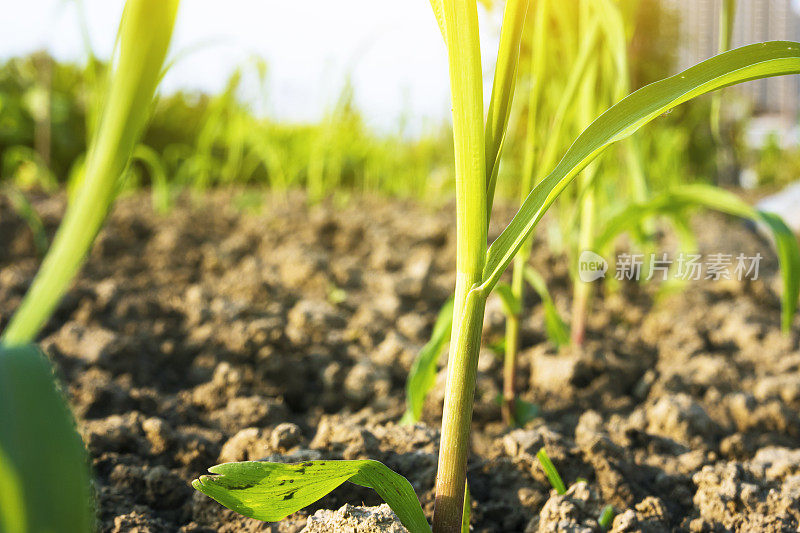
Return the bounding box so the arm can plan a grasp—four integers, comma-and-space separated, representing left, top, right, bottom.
1, 191, 799, 532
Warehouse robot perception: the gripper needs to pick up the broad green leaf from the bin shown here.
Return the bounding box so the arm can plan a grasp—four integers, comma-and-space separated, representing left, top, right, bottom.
401, 296, 455, 424
523, 266, 570, 347
479, 41, 800, 297
536, 447, 566, 495
193, 460, 431, 533
0, 344, 94, 533
594, 184, 800, 332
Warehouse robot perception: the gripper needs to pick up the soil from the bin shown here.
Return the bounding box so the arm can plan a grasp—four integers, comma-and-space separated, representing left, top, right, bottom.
1, 190, 798, 532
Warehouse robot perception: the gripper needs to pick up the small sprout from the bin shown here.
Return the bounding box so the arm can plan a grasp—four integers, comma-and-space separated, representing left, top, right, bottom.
536, 447, 566, 495
598, 504, 615, 530
327, 284, 348, 305
493, 394, 539, 427
401, 296, 455, 425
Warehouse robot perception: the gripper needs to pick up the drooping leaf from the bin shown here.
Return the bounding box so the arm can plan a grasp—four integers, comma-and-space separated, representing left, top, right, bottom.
0, 344, 94, 533
523, 266, 570, 347
479, 42, 800, 298
193, 460, 431, 533
594, 184, 800, 331
401, 296, 455, 424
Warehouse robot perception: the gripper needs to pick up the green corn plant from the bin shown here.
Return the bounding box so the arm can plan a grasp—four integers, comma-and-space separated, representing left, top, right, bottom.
0, 2, 179, 531
536, 447, 615, 530
2, 0, 178, 344
594, 184, 800, 333
194, 6, 800, 532
407, 0, 766, 425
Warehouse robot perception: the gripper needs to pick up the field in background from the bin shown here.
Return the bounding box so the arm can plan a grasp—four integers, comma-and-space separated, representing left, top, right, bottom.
1, 0, 798, 211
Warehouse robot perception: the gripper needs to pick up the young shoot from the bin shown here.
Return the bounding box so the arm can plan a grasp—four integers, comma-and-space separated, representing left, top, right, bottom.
194, 5, 800, 532
0, 2, 179, 530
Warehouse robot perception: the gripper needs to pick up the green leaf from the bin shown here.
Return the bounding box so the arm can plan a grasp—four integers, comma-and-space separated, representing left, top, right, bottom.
0, 344, 94, 533
594, 184, 800, 332
513, 398, 540, 427
758, 211, 800, 332
493, 394, 540, 426
0, 447, 26, 533
1, 0, 179, 346
494, 283, 522, 317
2, 186, 48, 256
485, 0, 529, 212
536, 447, 566, 495
479, 41, 800, 297
461, 482, 471, 532
598, 504, 615, 530
193, 460, 431, 533
523, 267, 570, 347
401, 296, 455, 424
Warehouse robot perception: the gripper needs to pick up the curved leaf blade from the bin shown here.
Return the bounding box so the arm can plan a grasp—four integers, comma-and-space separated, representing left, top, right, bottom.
193, 460, 431, 533
479, 41, 800, 296
594, 184, 799, 331
757, 211, 800, 332
522, 266, 570, 347
401, 296, 455, 424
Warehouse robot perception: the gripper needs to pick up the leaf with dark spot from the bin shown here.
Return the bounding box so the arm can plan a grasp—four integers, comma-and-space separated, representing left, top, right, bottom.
192, 460, 431, 532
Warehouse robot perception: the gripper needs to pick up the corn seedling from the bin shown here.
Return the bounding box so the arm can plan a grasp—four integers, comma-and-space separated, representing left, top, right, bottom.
536, 447, 616, 530
194, 1, 800, 529
0, 2, 178, 531
408, 0, 800, 429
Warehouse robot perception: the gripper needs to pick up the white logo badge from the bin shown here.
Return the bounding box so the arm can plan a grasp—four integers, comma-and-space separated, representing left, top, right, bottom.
578, 250, 608, 282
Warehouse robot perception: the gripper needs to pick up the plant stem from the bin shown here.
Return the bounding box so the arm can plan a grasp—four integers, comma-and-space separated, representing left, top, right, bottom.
502, 253, 525, 425
433, 0, 486, 531
433, 290, 486, 532
570, 0, 598, 347
502, 0, 546, 425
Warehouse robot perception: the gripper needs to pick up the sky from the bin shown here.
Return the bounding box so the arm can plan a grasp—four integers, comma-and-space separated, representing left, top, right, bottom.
0, 1, 502, 133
